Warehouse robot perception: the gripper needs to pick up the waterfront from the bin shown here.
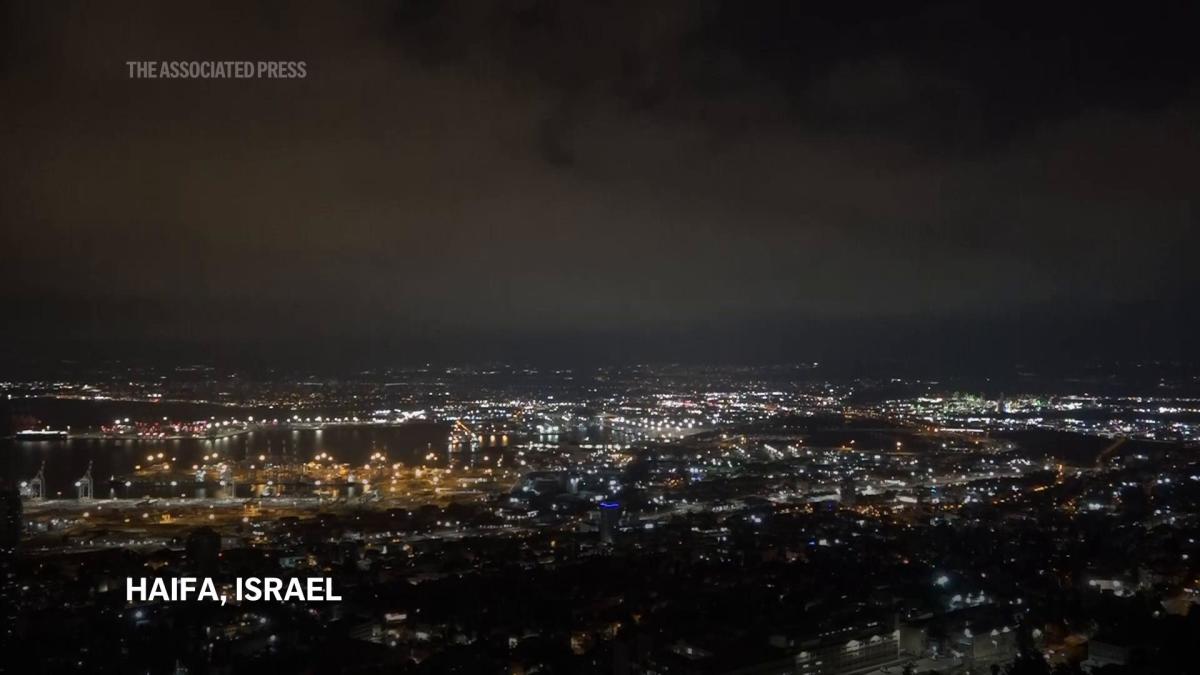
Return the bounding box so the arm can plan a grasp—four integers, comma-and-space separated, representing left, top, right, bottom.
2, 423, 485, 497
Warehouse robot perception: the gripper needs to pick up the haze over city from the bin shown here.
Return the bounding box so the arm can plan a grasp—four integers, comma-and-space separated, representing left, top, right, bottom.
2, 1, 1197, 369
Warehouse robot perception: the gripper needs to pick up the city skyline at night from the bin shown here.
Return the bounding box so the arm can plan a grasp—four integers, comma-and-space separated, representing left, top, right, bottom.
2, 2, 1199, 674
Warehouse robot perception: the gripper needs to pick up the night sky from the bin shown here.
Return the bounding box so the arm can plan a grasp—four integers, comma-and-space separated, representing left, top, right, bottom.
1, 1, 1197, 370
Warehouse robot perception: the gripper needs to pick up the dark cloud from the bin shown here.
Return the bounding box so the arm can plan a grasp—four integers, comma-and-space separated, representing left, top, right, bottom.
1, 0, 1197, 369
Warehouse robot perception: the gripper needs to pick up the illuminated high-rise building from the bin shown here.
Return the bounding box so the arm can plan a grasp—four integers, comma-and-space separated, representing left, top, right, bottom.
599, 501, 620, 545
0, 485, 21, 558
